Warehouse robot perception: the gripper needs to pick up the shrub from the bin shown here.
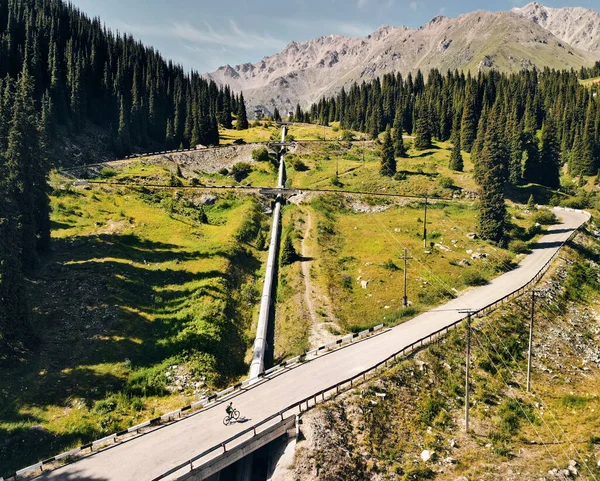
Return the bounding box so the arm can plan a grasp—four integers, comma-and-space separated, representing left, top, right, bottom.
341, 130, 355, 141
533, 208, 558, 225
438, 175, 455, 189
252, 147, 270, 162
99, 167, 117, 179
462, 271, 488, 286
218, 167, 229, 176
340, 275, 353, 290
230, 162, 252, 181
508, 239, 530, 254
168, 174, 183, 187
394, 171, 407, 181
291, 158, 309, 171
331, 175, 342, 187
94, 397, 118, 415
190, 177, 200, 186
420, 396, 444, 426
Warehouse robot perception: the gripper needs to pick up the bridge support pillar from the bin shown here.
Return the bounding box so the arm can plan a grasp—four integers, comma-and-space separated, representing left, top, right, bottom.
236, 453, 254, 481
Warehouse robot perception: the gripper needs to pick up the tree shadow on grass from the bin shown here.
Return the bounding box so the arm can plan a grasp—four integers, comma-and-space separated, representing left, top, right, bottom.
1, 232, 262, 475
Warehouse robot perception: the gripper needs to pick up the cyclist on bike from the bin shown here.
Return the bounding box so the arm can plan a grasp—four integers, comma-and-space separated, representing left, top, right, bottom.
225, 402, 234, 416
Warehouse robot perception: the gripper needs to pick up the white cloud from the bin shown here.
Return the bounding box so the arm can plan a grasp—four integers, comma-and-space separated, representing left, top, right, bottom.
170, 20, 285, 51
409, 1, 418, 11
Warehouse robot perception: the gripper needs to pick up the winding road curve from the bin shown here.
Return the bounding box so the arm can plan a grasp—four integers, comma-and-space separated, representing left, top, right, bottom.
39, 208, 589, 481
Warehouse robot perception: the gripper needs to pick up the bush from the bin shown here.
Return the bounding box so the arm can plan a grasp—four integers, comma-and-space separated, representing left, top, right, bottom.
218, 167, 229, 176
394, 171, 407, 181
533, 208, 558, 225
508, 239, 529, 254
230, 162, 252, 182
291, 158, 309, 171
94, 397, 118, 415
252, 147, 270, 162
331, 175, 342, 187
462, 270, 488, 286
340, 275, 353, 290
438, 175, 455, 189
99, 167, 117, 179
168, 174, 183, 187
341, 130, 355, 141
190, 177, 200, 186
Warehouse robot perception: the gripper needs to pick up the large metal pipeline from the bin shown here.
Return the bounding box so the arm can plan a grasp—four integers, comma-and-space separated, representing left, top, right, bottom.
249, 126, 287, 379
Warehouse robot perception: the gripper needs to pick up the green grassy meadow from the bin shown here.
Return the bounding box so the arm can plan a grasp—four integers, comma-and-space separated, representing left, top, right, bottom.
0, 173, 268, 475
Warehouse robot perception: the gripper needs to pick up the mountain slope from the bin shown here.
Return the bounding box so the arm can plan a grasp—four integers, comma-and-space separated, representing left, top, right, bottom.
204, 6, 600, 115
513, 2, 600, 54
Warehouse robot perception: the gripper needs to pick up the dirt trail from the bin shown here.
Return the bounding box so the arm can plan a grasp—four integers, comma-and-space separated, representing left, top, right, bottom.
300, 208, 340, 348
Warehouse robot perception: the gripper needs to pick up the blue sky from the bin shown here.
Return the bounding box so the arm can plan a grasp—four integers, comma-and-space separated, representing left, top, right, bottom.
69, 0, 597, 73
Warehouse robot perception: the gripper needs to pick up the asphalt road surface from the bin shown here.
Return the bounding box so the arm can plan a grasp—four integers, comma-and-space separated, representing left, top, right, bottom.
38, 208, 589, 481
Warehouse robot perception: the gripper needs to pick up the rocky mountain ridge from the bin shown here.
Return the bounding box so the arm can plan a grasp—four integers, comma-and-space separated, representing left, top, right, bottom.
204, 3, 600, 116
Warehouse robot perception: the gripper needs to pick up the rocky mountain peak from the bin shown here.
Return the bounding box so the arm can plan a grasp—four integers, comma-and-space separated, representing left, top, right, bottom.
204, 4, 600, 117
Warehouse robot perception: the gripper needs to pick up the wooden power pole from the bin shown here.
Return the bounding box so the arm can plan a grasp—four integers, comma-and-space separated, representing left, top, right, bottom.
423, 197, 428, 248
527, 290, 536, 392
402, 248, 412, 307
458, 309, 473, 433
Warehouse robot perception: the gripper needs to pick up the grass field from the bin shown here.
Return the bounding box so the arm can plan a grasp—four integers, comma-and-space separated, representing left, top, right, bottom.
0, 173, 268, 476
219, 120, 362, 145
293, 230, 600, 480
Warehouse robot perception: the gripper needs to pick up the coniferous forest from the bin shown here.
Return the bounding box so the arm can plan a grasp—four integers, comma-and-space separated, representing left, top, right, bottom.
0, 0, 237, 361
304, 65, 600, 241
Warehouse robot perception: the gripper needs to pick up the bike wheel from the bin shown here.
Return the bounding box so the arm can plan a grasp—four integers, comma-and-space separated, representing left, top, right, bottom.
232, 409, 240, 420
223, 415, 230, 426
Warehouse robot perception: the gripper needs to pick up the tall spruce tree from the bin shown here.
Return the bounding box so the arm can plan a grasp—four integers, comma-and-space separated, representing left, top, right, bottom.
380, 126, 396, 176
449, 131, 464, 172
236, 93, 249, 130
539, 116, 561, 188
460, 81, 478, 152
414, 116, 432, 150
392, 109, 407, 158
478, 101, 508, 243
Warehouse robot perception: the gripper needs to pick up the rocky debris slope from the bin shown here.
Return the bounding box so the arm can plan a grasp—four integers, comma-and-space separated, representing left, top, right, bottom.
513, 2, 600, 54
282, 233, 600, 480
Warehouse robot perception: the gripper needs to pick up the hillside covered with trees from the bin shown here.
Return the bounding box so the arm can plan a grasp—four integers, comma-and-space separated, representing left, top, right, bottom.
0, 0, 238, 364
301, 65, 600, 241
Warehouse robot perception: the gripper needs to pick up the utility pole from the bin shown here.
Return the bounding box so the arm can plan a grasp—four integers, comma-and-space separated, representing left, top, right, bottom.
459, 309, 473, 433
402, 248, 413, 307
527, 290, 536, 392
423, 196, 428, 249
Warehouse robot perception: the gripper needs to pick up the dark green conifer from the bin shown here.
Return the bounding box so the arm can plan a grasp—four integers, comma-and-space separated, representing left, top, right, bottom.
392, 109, 407, 158
477, 101, 508, 244
380, 126, 396, 176
236, 93, 249, 130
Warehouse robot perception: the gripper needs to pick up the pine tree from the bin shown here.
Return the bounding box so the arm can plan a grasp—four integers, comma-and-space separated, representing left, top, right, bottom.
380, 126, 396, 176
449, 131, 464, 172
117, 95, 131, 155
460, 82, 478, 152
392, 109, 407, 158
539, 116, 561, 188
522, 131, 541, 184
5, 63, 41, 270
414, 116, 432, 150
236, 93, 248, 130
478, 102, 508, 244
281, 234, 297, 266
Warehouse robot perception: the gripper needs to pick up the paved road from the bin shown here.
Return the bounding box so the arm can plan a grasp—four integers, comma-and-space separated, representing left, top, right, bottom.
39, 208, 588, 481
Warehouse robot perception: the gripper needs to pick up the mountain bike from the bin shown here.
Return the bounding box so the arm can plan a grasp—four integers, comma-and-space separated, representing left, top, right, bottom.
223, 408, 240, 425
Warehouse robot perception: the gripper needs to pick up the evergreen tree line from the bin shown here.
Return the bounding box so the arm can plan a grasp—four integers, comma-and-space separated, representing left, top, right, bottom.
0, 0, 243, 361
305, 66, 600, 186
0, 0, 243, 158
